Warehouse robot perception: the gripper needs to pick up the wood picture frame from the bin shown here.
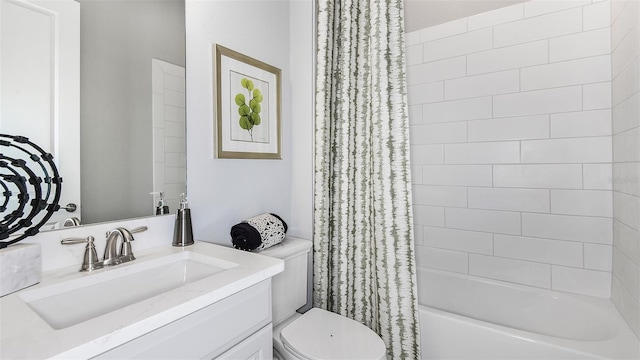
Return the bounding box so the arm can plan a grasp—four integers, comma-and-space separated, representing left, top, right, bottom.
214, 44, 282, 159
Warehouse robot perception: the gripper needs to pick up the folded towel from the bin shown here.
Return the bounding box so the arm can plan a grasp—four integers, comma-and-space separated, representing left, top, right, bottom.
231, 213, 288, 251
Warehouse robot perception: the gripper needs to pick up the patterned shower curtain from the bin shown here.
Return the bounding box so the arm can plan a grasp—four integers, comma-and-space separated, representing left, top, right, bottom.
313, 0, 420, 359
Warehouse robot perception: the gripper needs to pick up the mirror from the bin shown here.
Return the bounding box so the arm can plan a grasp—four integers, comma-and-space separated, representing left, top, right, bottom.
79, 0, 186, 224
1, 0, 186, 230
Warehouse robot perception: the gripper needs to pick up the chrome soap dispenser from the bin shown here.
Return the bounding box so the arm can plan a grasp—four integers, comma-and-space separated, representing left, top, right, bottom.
151, 191, 170, 215
173, 193, 194, 247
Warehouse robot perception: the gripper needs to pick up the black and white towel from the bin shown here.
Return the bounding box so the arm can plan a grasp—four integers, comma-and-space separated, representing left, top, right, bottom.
231, 213, 287, 251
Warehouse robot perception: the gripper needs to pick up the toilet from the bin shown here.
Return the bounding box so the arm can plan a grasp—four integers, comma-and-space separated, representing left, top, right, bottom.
260, 237, 387, 360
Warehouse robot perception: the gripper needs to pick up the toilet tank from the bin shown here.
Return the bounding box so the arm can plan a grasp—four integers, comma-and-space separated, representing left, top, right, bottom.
259, 236, 312, 325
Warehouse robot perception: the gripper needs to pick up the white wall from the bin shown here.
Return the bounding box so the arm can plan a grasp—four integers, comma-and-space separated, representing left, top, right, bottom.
611, 0, 640, 338
185, 0, 314, 245
289, 0, 315, 241
407, 0, 614, 298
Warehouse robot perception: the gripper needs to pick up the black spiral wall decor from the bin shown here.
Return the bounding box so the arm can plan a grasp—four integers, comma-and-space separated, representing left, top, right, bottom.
0, 134, 63, 249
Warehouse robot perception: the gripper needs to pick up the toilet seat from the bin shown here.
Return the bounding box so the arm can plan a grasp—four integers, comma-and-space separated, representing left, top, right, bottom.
280, 308, 386, 360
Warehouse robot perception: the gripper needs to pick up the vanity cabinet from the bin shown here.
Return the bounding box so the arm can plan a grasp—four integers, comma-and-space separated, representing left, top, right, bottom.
93, 280, 273, 359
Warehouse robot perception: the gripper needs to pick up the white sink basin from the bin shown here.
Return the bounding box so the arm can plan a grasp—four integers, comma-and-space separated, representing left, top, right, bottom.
19, 251, 237, 329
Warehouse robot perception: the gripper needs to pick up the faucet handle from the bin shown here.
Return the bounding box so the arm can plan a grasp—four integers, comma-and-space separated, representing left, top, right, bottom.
61, 236, 104, 272
105, 226, 147, 238
60, 237, 89, 245
129, 226, 148, 235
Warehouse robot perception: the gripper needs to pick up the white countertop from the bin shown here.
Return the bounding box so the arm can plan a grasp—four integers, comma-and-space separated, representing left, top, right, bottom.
0, 241, 284, 359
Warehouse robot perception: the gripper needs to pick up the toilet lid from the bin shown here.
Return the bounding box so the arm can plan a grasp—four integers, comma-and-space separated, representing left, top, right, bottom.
280, 308, 386, 360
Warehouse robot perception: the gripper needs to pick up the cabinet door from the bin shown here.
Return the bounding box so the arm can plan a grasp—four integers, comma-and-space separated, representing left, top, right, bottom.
93, 280, 272, 360
215, 325, 273, 360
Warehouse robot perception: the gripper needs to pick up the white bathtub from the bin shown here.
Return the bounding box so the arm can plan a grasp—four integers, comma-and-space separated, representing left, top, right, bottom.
417, 268, 640, 359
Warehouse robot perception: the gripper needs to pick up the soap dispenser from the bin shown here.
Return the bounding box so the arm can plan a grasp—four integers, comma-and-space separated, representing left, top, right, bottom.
151, 191, 170, 215
173, 193, 194, 247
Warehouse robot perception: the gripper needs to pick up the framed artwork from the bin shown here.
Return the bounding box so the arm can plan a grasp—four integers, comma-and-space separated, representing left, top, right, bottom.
214, 44, 282, 159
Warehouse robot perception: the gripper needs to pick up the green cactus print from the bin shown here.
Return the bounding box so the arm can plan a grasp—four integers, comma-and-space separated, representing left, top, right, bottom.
234, 78, 263, 141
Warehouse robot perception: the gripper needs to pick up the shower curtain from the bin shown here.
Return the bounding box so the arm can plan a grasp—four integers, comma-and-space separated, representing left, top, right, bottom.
313, 0, 420, 358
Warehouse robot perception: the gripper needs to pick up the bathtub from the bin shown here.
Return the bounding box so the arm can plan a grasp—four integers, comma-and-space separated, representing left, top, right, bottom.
417, 268, 640, 359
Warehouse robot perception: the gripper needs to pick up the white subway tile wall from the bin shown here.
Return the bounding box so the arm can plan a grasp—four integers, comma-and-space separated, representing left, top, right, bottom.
521, 213, 612, 244
551, 265, 612, 297
444, 70, 520, 100
493, 234, 584, 267
550, 110, 612, 138
445, 207, 522, 235
550, 190, 613, 217
410, 122, 467, 144
584, 81, 613, 109
423, 226, 494, 255
469, 254, 552, 288
520, 55, 611, 91
493, 86, 583, 117
493, 164, 583, 189
549, 28, 611, 62
520, 137, 612, 164
611, 0, 640, 337
416, 245, 469, 273
467, 40, 549, 75
493, 7, 583, 47
423, 28, 493, 63
585, 243, 614, 271
407, 0, 615, 300
583, 163, 614, 190
468, 115, 550, 142
468, 187, 550, 213
407, 56, 466, 85
413, 185, 468, 208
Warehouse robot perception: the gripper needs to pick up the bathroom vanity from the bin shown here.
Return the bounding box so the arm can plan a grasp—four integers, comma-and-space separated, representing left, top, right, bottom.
0, 241, 284, 359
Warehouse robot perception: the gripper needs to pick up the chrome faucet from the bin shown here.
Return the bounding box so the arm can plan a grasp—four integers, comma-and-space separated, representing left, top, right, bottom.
103, 226, 147, 266
61, 226, 147, 272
